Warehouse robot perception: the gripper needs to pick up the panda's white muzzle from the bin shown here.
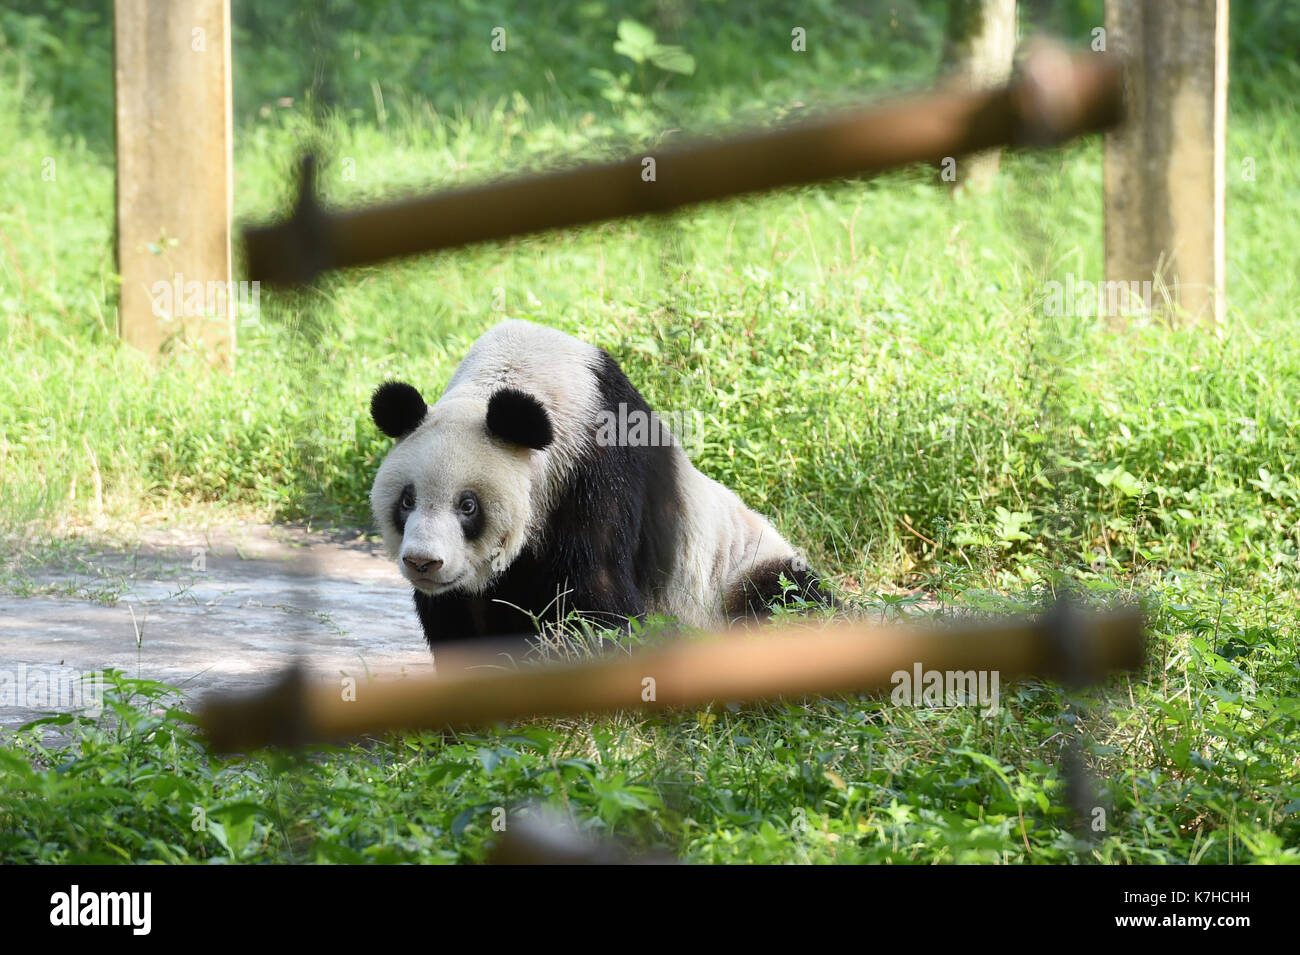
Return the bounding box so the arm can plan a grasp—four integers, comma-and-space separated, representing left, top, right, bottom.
399, 510, 473, 593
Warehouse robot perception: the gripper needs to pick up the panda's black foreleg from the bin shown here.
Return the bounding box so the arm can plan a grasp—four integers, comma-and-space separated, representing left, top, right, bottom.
553, 561, 650, 635
412, 589, 483, 647
412, 563, 648, 648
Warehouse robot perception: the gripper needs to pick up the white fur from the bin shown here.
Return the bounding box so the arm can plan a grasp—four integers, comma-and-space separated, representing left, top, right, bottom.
654, 462, 798, 628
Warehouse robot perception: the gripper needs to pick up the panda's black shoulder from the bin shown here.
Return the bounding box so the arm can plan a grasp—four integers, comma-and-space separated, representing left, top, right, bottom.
530, 349, 684, 606
589, 348, 641, 413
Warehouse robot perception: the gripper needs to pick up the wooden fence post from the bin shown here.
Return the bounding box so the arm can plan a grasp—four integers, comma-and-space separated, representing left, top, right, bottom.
1103, 0, 1228, 326
114, 0, 235, 365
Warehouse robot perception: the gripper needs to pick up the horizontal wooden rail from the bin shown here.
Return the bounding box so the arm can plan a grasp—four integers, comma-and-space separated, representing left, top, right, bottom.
201, 605, 1144, 752
243, 42, 1122, 285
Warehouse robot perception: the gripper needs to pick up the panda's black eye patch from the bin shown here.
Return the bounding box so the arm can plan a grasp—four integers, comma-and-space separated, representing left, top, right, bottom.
393, 484, 416, 533
456, 490, 484, 540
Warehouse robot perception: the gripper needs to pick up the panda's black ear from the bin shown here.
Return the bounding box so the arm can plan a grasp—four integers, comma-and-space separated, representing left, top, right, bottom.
371, 381, 427, 439
486, 388, 554, 451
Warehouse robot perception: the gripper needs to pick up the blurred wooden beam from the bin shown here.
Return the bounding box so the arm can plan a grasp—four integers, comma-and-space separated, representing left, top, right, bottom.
244, 43, 1123, 286
114, 0, 234, 366
1103, 0, 1228, 326
201, 605, 1145, 752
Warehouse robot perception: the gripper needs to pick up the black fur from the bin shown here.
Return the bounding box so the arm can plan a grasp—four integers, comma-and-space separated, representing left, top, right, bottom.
486, 388, 554, 450
371, 382, 427, 439
724, 558, 835, 620
392, 482, 415, 536
456, 490, 485, 541
414, 350, 681, 645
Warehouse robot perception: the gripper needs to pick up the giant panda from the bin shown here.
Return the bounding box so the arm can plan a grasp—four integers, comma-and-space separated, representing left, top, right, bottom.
369, 319, 831, 648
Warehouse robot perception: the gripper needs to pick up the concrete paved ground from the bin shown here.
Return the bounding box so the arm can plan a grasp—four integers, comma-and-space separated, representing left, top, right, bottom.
0, 524, 433, 734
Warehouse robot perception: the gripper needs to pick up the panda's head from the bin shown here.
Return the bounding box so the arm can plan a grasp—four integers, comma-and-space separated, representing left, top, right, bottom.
369, 381, 555, 597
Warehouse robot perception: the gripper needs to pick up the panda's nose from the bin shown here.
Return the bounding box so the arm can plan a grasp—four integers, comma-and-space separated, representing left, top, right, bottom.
403, 556, 444, 575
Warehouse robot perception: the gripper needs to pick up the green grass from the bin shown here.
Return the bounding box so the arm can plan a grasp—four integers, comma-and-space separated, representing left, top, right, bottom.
1, 0, 1299, 863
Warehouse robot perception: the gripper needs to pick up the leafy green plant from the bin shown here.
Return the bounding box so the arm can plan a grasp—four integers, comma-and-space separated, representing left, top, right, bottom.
612, 18, 696, 77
